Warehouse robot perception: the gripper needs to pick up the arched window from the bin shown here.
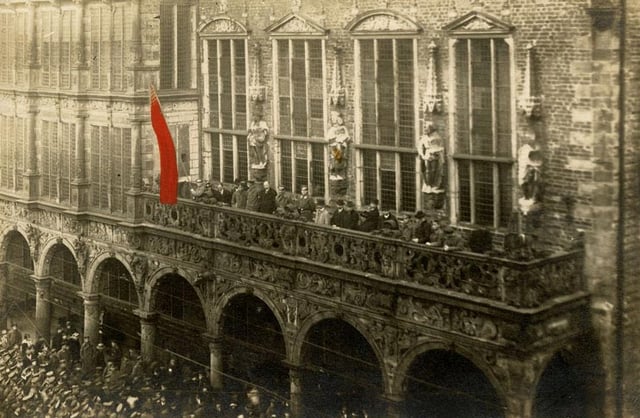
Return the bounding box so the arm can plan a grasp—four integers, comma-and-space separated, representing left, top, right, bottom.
445, 11, 515, 228
267, 13, 329, 198
49, 245, 80, 287
200, 17, 250, 183
348, 10, 422, 212
98, 259, 137, 305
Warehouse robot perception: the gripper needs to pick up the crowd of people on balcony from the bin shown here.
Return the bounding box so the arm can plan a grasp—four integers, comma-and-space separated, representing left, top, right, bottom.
180, 178, 469, 251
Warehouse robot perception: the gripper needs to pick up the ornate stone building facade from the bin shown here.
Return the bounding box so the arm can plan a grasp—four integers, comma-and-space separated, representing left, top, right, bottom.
0, 0, 637, 417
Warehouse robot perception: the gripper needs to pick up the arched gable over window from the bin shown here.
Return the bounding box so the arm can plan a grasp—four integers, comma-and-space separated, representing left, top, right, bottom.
198, 17, 249, 38
346, 10, 422, 36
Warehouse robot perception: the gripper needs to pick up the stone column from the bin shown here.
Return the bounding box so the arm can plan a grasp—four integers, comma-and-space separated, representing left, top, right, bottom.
288, 364, 303, 418
72, 113, 89, 210
205, 336, 224, 390
134, 310, 157, 364
24, 106, 39, 199
33, 276, 52, 343
126, 118, 144, 220
382, 393, 405, 418
79, 292, 100, 344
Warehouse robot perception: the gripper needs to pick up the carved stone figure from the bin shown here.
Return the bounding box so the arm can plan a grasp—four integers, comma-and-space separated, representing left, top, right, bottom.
327, 111, 350, 181
517, 143, 543, 215
248, 113, 270, 169
417, 123, 445, 194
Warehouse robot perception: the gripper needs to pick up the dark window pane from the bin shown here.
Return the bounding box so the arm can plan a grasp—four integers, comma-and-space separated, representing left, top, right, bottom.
222, 134, 234, 183
311, 143, 325, 197
458, 160, 471, 223
499, 163, 513, 228
208, 41, 219, 127
211, 133, 221, 182
400, 153, 416, 212
456, 40, 470, 154
362, 150, 377, 206
495, 39, 511, 157
380, 152, 396, 211
237, 136, 248, 181
280, 140, 292, 191
474, 162, 494, 226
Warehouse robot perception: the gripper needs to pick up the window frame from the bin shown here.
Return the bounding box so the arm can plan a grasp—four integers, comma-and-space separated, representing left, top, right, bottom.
353, 35, 421, 213
272, 36, 329, 198
447, 35, 517, 229
159, 0, 197, 91
202, 35, 250, 183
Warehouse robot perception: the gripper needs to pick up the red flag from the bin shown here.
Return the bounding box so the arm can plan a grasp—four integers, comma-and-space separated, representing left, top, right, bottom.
150, 84, 178, 204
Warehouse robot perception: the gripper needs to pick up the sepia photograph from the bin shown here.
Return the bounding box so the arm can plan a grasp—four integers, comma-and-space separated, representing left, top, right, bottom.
0, 0, 637, 416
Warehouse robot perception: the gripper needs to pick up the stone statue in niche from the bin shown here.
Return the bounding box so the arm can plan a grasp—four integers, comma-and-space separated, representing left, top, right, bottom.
517, 142, 543, 215
248, 111, 270, 169
327, 111, 350, 181
418, 123, 445, 194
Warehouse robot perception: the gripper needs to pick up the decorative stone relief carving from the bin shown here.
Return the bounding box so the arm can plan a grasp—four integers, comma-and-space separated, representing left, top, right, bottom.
462, 17, 494, 30
249, 260, 294, 289
73, 234, 89, 276
86, 222, 112, 242
145, 235, 174, 257
342, 282, 393, 313
200, 18, 246, 35
38, 210, 59, 230
295, 271, 340, 298
61, 216, 80, 234
24, 224, 41, 259
397, 296, 503, 343
176, 241, 208, 264
352, 14, 417, 32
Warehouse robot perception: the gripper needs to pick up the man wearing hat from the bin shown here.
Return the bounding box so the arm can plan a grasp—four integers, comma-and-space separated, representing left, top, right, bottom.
314, 199, 331, 225
411, 211, 433, 244
296, 186, 316, 222
331, 199, 348, 228
276, 185, 294, 210
358, 199, 381, 232
81, 336, 96, 375
257, 181, 278, 214
190, 179, 206, 201
232, 181, 248, 209
213, 182, 232, 206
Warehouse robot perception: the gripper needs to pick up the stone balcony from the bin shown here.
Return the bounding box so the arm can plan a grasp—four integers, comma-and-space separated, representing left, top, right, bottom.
139, 193, 586, 310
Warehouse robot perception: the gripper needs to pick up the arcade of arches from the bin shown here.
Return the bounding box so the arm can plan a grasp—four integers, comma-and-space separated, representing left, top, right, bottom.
0, 225, 598, 418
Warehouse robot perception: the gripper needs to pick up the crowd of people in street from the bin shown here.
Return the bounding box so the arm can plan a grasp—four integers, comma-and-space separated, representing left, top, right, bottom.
184, 179, 469, 252
0, 322, 299, 418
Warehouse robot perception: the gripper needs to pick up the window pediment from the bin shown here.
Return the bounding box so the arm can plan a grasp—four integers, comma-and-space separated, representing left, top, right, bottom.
443, 10, 513, 36
265, 13, 328, 37
198, 17, 248, 37
346, 10, 422, 35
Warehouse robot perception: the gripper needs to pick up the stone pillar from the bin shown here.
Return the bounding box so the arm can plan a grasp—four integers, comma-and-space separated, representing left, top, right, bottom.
206, 337, 224, 390
288, 364, 303, 418
73, 0, 86, 67
134, 310, 157, 364
72, 113, 89, 210
79, 292, 100, 345
24, 107, 39, 199
382, 393, 405, 418
126, 118, 144, 220
33, 276, 52, 343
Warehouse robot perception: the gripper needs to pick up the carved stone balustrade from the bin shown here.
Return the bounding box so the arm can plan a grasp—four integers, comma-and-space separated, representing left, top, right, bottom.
140, 193, 585, 308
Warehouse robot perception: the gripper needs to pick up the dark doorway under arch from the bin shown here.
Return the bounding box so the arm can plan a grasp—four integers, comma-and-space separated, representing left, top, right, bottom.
404, 350, 503, 418
96, 258, 140, 351
220, 294, 288, 398
47, 244, 82, 339
3, 231, 34, 329
300, 318, 384, 418
534, 351, 587, 418
154, 274, 208, 365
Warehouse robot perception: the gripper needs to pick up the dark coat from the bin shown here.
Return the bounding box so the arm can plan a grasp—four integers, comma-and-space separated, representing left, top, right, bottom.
358, 208, 381, 232
257, 188, 278, 214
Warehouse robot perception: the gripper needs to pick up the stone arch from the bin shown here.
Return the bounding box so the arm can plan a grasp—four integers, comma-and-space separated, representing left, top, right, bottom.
0, 225, 36, 270
37, 237, 77, 278
85, 252, 137, 298
198, 16, 248, 37
532, 341, 599, 418
346, 9, 422, 35
144, 266, 205, 316
211, 286, 288, 347
0, 225, 31, 262
392, 341, 507, 409
291, 310, 390, 392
